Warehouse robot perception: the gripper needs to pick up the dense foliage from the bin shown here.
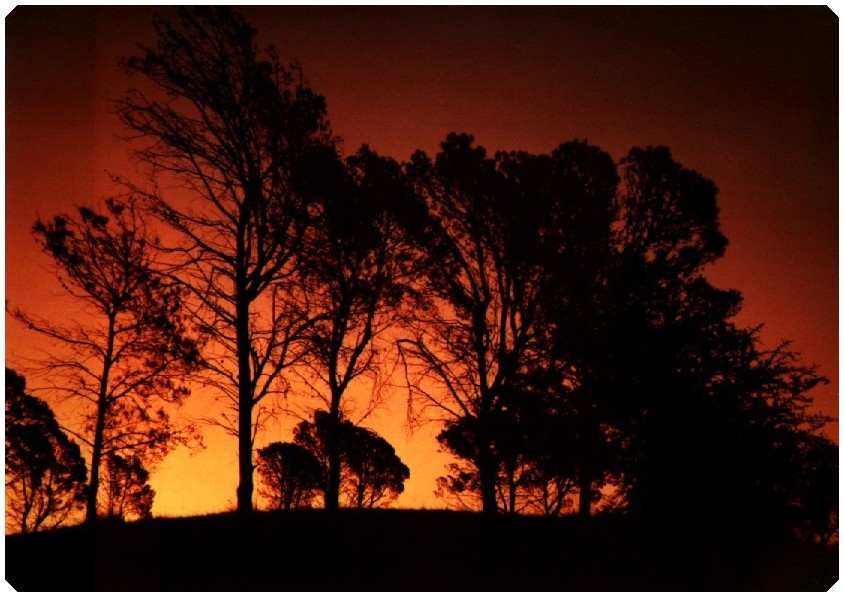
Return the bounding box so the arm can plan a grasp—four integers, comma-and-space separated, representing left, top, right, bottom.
290, 410, 410, 508
257, 442, 324, 510
99, 454, 155, 521
5, 369, 87, 533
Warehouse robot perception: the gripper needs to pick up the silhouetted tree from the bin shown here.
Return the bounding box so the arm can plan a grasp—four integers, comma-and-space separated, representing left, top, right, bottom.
602, 146, 736, 517
691, 330, 837, 540
508, 144, 736, 517
8, 199, 200, 525
527, 140, 620, 516
99, 453, 154, 521
257, 442, 324, 510
436, 413, 534, 514
399, 134, 560, 514
434, 397, 580, 515
294, 145, 418, 510
793, 433, 838, 545
117, 6, 334, 514
565, 146, 839, 538
5, 369, 87, 533
294, 410, 409, 508
341, 424, 410, 508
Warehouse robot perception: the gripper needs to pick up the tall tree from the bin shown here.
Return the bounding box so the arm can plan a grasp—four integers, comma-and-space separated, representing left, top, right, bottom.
293, 145, 418, 509
5, 369, 87, 534
117, 7, 333, 513
531, 140, 620, 516
606, 146, 734, 517
400, 135, 611, 514
568, 146, 836, 537
9, 199, 200, 525
400, 135, 529, 514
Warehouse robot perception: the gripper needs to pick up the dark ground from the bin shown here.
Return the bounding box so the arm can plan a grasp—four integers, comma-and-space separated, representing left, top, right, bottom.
5, 509, 838, 591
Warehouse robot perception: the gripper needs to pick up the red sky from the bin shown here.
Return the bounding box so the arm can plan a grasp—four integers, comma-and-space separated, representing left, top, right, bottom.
5, 6, 838, 516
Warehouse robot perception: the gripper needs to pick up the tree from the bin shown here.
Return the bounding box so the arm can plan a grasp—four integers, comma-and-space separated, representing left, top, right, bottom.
511, 143, 735, 517
8, 199, 200, 525
399, 134, 561, 514
341, 424, 410, 508
434, 415, 531, 513
117, 6, 333, 514
434, 397, 580, 516
256, 442, 324, 510
566, 146, 838, 538
526, 140, 620, 516
294, 410, 409, 508
5, 368, 87, 534
401, 136, 836, 532
294, 145, 418, 510
99, 453, 155, 521
602, 146, 736, 517
400, 135, 620, 514
696, 331, 836, 540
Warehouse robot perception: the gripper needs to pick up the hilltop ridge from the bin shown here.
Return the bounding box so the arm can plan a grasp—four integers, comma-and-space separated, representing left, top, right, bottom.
5, 509, 837, 591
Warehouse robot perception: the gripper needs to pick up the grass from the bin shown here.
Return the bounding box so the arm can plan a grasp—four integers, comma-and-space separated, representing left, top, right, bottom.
5, 508, 838, 591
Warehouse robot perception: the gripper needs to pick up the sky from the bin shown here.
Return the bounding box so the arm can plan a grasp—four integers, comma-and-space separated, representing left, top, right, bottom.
5, 6, 838, 517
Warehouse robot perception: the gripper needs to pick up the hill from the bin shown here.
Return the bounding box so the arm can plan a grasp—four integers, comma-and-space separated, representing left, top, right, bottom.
5, 509, 837, 591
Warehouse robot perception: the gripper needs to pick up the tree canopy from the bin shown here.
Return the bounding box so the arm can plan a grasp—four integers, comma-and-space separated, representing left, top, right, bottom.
292, 410, 410, 508
257, 442, 324, 510
99, 453, 155, 521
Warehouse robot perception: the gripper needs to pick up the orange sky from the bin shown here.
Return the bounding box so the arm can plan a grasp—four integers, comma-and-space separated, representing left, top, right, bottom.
5, 6, 838, 517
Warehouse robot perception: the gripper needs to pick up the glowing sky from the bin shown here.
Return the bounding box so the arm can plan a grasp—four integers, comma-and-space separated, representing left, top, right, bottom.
5, 6, 837, 516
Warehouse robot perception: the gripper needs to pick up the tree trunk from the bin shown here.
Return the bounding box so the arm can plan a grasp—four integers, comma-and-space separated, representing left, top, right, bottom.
578, 375, 602, 518
324, 392, 342, 510
86, 314, 116, 525
325, 448, 342, 510
86, 401, 108, 524
235, 293, 254, 515
477, 420, 498, 515
578, 468, 593, 517
479, 459, 498, 514
578, 415, 596, 518
21, 478, 32, 533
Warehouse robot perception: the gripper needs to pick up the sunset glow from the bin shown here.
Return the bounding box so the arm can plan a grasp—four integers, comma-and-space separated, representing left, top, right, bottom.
6, 6, 837, 520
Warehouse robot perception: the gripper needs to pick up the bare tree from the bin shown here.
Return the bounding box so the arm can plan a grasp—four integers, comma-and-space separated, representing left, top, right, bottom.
116, 7, 333, 513
8, 199, 199, 524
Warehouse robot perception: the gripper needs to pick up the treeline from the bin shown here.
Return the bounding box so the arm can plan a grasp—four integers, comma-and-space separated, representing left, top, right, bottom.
6, 7, 836, 543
